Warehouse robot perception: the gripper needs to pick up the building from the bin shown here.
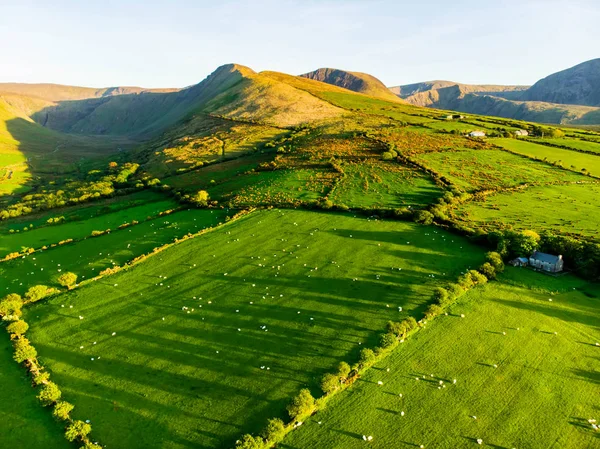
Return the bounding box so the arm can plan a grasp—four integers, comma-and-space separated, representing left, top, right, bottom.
468, 131, 486, 138
509, 257, 529, 267
529, 251, 564, 273
514, 129, 529, 136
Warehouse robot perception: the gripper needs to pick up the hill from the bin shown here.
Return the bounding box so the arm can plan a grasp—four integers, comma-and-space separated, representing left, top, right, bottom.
301, 68, 403, 102
0, 83, 178, 102
390, 81, 528, 99
522, 58, 600, 106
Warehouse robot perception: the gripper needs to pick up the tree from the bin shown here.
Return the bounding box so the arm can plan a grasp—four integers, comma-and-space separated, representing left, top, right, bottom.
24, 285, 55, 303
337, 361, 351, 380
0, 293, 23, 320
358, 348, 376, 367
447, 283, 465, 300
37, 381, 62, 406
261, 417, 285, 442
387, 320, 407, 337
53, 401, 74, 421
433, 287, 450, 306
479, 262, 497, 279
485, 252, 504, 273
13, 338, 37, 363
65, 420, 91, 442
381, 151, 394, 161
7, 320, 28, 336
379, 332, 397, 349
192, 190, 210, 207
402, 317, 418, 332
58, 272, 78, 288
33, 371, 51, 386
414, 210, 434, 225
320, 373, 340, 395
468, 269, 488, 285
287, 388, 315, 420
235, 434, 263, 449
424, 304, 442, 319
80, 443, 102, 449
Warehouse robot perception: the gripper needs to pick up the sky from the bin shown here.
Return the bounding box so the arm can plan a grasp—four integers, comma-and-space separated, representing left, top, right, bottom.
1, 0, 599, 88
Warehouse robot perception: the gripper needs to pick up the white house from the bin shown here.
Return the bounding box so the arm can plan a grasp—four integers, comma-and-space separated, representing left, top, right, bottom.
514, 129, 529, 136
468, 131, 486, 138
529, 251, 564, 273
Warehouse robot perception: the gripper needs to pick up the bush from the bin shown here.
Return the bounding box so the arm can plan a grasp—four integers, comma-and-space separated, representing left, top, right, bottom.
192, 190, 210, 207
37, 381, 61, 406
65, 420, 91, 442
379, 332, 397, 349
13, 338, 37, 363
424, 304, 442, 319
0, 293, 23, 320
53, 401, 74, 421
79, 443, 102, 449
402, 317, 418, 332
33, 371, 51, 386
432, 287, 450, 306
447, 283, 465, 300
261, 417, 285, 442
287, 388, 315, 420
468, 269, 488, 285
24, 285, 55, 303
485, 251, 505, 272
414, 210, 434, 225
7, 319, 29, 336
479, 262, 497, 279
381, 151, 394, 160
387, 320, 406, 337
320, 373, 340, 395
235, 434, 264, 449
337, 361, 351, 380
57, 272, 78, 288
358, 348, 376, 367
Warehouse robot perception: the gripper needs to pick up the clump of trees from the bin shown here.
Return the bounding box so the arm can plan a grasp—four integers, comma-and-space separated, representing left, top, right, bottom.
24, 285, 57, 303
287, 388, 315, 420
58, 272, 78, 289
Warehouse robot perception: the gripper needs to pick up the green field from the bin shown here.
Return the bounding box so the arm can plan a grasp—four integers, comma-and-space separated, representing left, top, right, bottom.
0, 208, 227, 294
281, 268, 600, 449
414, 149, 583, 190
455, 183, 600, 240
0, 333, 70, 449
24, 209, 485, 449
493, 138, 600, 177
328, 162, 441, 209
0, 197, 179, 257
528, 137, 600, 154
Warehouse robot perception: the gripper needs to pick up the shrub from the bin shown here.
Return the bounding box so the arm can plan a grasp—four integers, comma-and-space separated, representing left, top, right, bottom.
33, 371, 51, 386
447, 283, 465, 300
381, 151, 394, 160
414, 210, 434, 225
192, 190, 210, 207
235, 434, 264, 449
337, 361, 351, 379
358, 348, 376, 367
468, 269, 488, 285
479, 262, 496, 279
65, 420, 91, 442
424, 304, 443, 319
37, 381, 61, 406
287, 388, 315, 420
0, 293, 23, 320
486, 251, 504, 272
58, 272, 78, 288
80, 443, 102, 449
379, 332, 397, 349
432, 287, 450, 306
320, 373, 340, 395
387, 320, 406, 337
7, 319, 28, 336
52, 401, 74, 421
13, 338, 37, 363
402, 317, 418, 332
261, 417, 286, 442
24, 285, 55, 303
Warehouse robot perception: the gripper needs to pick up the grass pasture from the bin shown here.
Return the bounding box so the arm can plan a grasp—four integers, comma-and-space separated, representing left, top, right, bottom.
328, 161, 442, 209
0, 333, 71, 449
528, 137, 600, 155
414, 148, 583, 190
24, 209, 485, 449
281, 268, 600, 449
0, 208, 227, 294
454, 183, 600, 240
493, 138, 600, 177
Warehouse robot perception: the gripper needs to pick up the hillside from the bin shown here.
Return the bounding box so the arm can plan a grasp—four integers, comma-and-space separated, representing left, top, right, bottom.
301, 68, 403, 102
390, 81, 528, 99
522, 58, 600, 106
0, 83, 178, 102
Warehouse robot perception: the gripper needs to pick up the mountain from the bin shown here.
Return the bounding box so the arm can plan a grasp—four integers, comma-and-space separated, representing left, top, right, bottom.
392, 59, 600, 124
300, 68, 403, 102
522, 58, 600, 106
0, 83, 178, 102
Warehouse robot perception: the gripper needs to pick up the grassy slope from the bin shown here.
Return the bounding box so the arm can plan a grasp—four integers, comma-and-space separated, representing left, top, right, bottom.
0, 83, 178, 101
282, 268, 600, 449
24, 209, 485, 449
0, 332, 71, 449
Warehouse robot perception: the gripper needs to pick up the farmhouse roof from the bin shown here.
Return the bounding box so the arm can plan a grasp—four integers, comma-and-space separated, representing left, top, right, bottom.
530, 251, 560, 264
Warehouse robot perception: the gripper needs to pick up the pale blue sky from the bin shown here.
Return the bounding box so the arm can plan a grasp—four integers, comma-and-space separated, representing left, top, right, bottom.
1, 0, 598, 88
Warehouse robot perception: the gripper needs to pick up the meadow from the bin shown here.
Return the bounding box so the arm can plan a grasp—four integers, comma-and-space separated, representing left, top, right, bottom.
328, 161, 442, 209
413, 148, 583, 190
24, 209, 485, 449
281, 268, 600, 449
454, 183, 600, 241
0, 332, 71, 449
528, 137, 600, 154
492, 138, 600, 177
0, 208, 227, 294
